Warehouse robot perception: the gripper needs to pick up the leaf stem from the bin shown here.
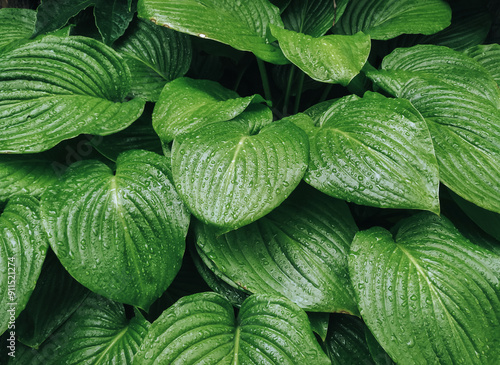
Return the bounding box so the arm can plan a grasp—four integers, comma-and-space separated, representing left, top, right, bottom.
256, 58, 272, 103
293, 72, 305, 114
283, 65, 296, 116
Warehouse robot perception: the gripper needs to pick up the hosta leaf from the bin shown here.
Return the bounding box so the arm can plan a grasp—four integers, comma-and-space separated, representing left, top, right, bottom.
195, 186, 359, 313
0, 196, 48, 334
334, 0, 451, 40
134, 292, 330, 364
349, 213, 500, 364
40, 150, 190, 310
114, 18, 192, 101
172, 116, 309, 232
0, 36, 145, 154
0, 8, 35, 54
368, 45, 500, 213
12, 294, 150, 364
308, 312, 330, 342
270, 25, 370, 85
465, 44, 500, 86
153, 77, 265, 143
16, 250, 90, 348
302, 92, 440, 213
365, 328, 395, 365
137, 0, 288, 64
94, 0, 135, 45
0, 155, 58, 203
33, 0, 94, 37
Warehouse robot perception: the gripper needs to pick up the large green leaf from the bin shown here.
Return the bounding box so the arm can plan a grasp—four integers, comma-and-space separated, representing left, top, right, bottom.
153, 77, 265, 143
114, 18, 192, 101
40, 150, 190, 310
368, 45, 500, 214
134, 292, 330, 364
195, 186, 359, 314
270, 25, 370, 85
465, 44, 500, 86
334, 0, 451, 40
349, 213, 500, 364
12, 294, 150, 364
0, 8, 35, 54
300, 92, 440, 213
137, 0, 288, 64
0, 155, 58, 203
0, 196, 49, 334
172, 116, 309, 232
0, 36, 145, 154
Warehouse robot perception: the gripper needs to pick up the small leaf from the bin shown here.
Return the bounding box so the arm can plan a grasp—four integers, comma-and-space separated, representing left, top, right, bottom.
349, 213, 500, 364
335, 0, 451, 40
0, 196, 49, 334
0, 36, 145, 153
33, 0, 94, 37
303, 92, 440, 213
137, 0, 288, 64
94, 0, 135, 45
0, 8, 35, 53
465, 44, 500, 86
133, 292, 331, 364
270, 25, 370, 85
40, 150, 190, 310
172, 115, 309, 232
308, 312, 330, 342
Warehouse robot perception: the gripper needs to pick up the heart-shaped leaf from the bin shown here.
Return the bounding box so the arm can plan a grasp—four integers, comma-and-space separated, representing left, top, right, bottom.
134, 292, 330, 364
40, 150, 190, 310
465, 44, 500, 86
0, 8, 35, 54
368, 45, 500, 214
12, 294, 150, 364
270, 25, 371, 85
137, 0, 288, 64
195, 186, 359, 313
0, 196, 49, 334
172, 116, 309, 232
114, 18, 192, 101
349, 213, 500, 364
0, 36, 145, 153
301, 92, 440, 213
153, 77, 265, 143
334, 0, 451, 40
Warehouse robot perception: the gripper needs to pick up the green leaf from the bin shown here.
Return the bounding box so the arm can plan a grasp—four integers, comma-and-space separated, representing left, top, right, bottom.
195, 186, 359, 313
33, 0, 94, 37
270, 26, 370, 86
16, 250, 90, 348
0, 196, 49, 334
334, 0, 451, 40
349, 213, 500, 364
308, 312, 330, 342
465, 44, 500, 86
0, 154, 58, 203
172, 115, 309, 232
0, 8, 35, 54
153, 77, 265, 143
114, 18, 192, 101
368, 45, 500, 214
137, 0, 288, 64
302, 92, 440, 213
94, 0, 135, 45
12, 294, 150, 364
134, 292, 331, 364
40, 150, 190, 310
0, 36, 145, 154
365, 328, 395, 365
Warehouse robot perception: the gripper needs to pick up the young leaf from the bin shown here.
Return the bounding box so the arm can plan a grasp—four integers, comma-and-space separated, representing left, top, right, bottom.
137, 0, 288, 64
368, 45, 500, 214
270, 25, 370, 86
133, 292, 331, 364
0, 36, 145, 153
334, 0, 451, 40
40, 150, 190, 310
153, 77, 265, 142
0, 196, 49, 334
94, 0, 135, 45
465, 44, 500, 86
195, 186, 359, 314
302, 92, 440, 213
171, 116, 309, 232
349, 213, 500, 364
0, 8, 35, 54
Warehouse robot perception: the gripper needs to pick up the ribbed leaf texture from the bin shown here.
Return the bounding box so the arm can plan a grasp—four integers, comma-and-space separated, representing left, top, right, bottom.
349, 213, 500, 364
0, 36, 145, 153
465, 44, 500, 86
0, 8, 35, 53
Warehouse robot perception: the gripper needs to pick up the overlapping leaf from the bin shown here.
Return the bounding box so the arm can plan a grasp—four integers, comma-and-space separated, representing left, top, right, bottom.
40, 150, 190, 310
349, 213, 500, 364
195, 186, 359, 313
137, 0, 288, 64
134, 292, 330, 364
465, 44, 500, 86
0, 8, 35, 54
368, 45, 500, 213
172, 116, 309, 232
0, 196, 49, 334
300, 92, 440, 212
0, 36, 145, 153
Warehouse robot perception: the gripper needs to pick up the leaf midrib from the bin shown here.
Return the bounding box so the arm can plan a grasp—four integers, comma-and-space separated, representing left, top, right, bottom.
94, 325, 129, 364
